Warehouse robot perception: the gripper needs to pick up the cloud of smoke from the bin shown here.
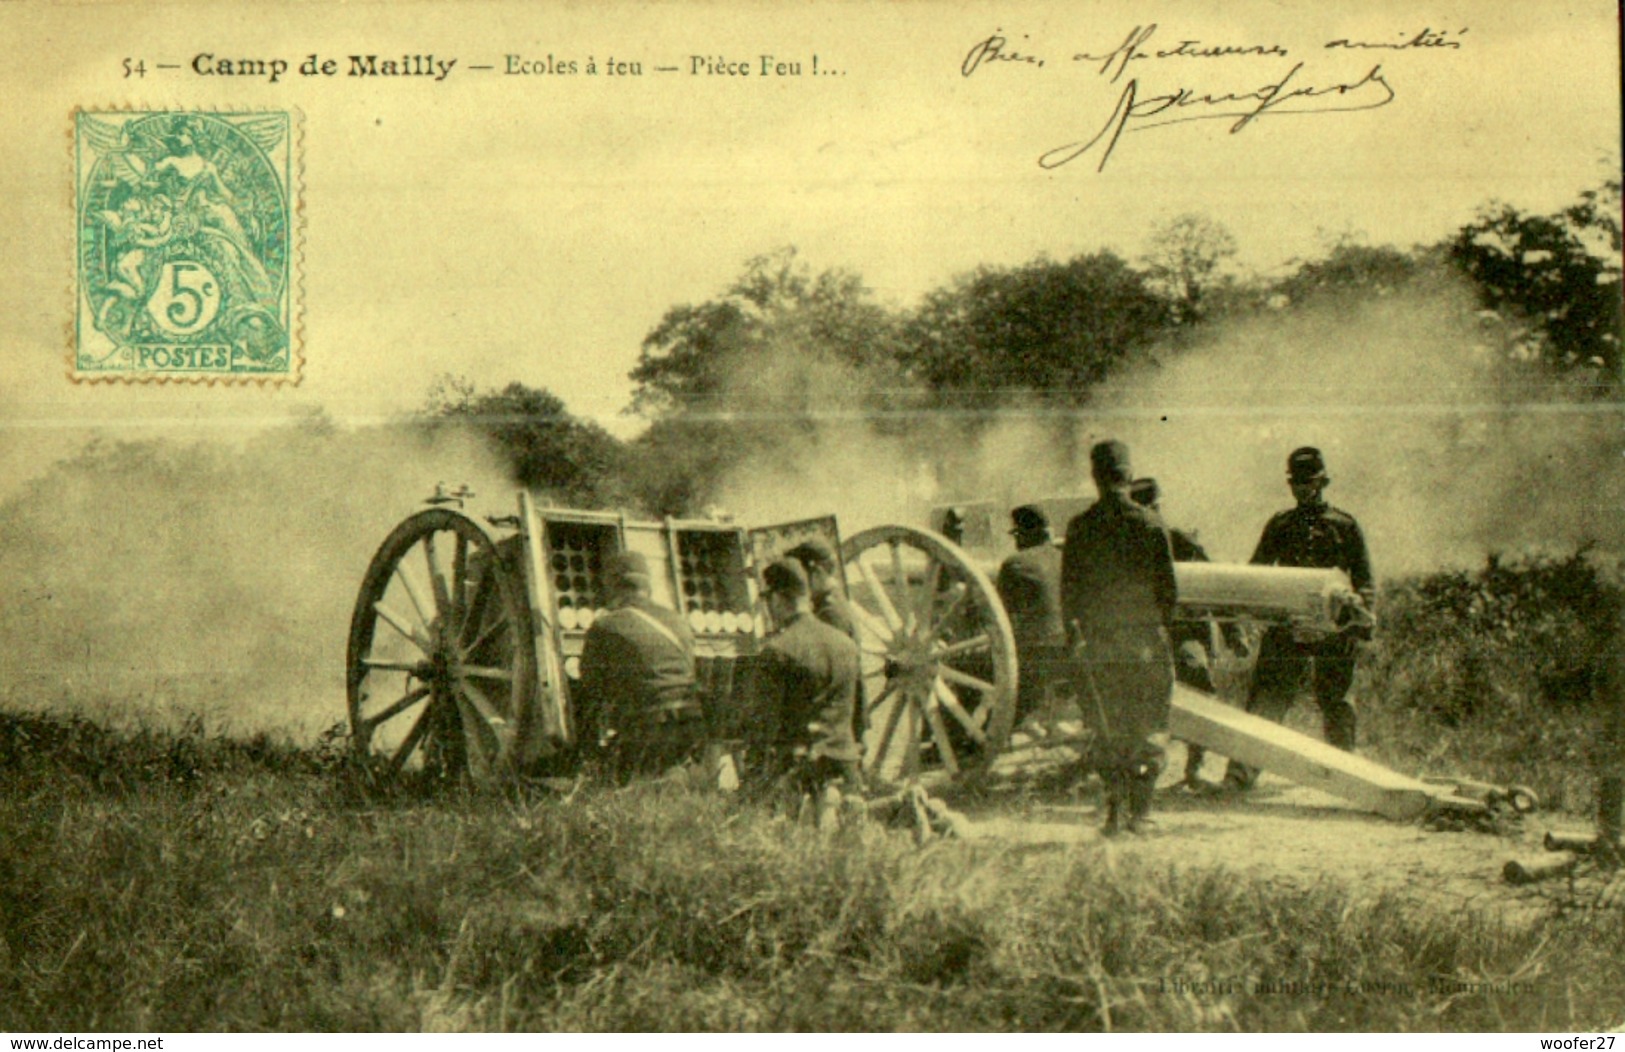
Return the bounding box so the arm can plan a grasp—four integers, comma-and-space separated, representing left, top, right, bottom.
4, 272, 1614, 742
0, 418, 516, 740
713, 275, 1622, 582
1090, 279, 1624, 574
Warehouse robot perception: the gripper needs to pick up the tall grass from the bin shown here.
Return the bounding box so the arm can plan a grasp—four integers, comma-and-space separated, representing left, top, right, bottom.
0, 709, 1621, 1032
1, 550, 1620, 1031
1359, 550, 1622, 812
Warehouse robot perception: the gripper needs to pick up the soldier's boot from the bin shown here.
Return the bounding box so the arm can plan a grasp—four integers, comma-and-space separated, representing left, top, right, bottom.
1125, 767, 1158, 835
1182, 742, 1207, 785
1099, 769, 1125, 838
1322, 701, 1357, 753
1221, 758, 1258, 792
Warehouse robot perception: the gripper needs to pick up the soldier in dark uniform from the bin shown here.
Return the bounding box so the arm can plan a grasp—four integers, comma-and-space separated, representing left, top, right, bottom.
784, 537, 856, 638
997, 505, 1066, 727
785, 537, 866, 747
576, 551, 707, 781
1062, 440, 1178, 835
1130, 477, 1247, 788
752, 559, 864, 801
1222, 447, 1375, 790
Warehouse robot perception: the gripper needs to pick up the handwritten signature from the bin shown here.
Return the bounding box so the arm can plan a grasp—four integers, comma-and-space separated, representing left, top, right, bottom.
1038, 61, 1395, 172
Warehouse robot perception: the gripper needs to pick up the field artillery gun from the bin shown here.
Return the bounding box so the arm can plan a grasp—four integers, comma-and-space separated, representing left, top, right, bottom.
923, 498, 1534, 822
345, 487, 1530, 823
344, 486, 1021, 785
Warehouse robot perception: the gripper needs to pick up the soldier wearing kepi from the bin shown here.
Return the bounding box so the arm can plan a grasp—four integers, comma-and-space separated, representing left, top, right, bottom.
784, 536, 867, 750
1222, 447, 1375, 791
752, 559, 865, 810
784, 537, 856, 638
1062, 441, 1178, 836
1129, 477, 1247, 790
576, 551, 707, 781
997, 505, 1066, 729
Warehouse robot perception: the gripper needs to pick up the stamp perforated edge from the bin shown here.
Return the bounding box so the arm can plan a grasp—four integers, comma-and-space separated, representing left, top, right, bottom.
66, 104, 306, 388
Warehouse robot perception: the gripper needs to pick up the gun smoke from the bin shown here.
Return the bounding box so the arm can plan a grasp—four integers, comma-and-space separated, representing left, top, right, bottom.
0, 418, 512, 739
0, 275, 1616, 740
714, 276, 1622, 576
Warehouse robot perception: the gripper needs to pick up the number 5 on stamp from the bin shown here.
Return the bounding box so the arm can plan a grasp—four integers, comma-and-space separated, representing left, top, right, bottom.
73, 109, 303, 383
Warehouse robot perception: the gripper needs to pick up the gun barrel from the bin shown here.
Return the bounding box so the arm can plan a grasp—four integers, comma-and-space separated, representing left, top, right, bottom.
1174, 562, 1360, 634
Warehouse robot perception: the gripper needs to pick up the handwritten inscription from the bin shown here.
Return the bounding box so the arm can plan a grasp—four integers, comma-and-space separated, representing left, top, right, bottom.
1038, 64, 1394, 172
1325, 28, 1467, 50
1072, 25, 1289, 81
957, 22, 1460, 172
961, 30, 1046, 77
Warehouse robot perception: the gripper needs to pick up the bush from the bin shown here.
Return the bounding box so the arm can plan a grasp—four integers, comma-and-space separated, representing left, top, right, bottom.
1361, 549, 1622, 809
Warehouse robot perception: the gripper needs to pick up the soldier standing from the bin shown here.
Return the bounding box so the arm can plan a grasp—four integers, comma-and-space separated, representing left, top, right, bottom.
1062, 440, 1178, 836
752, 559, 865, 810
996, 505, 1066, 728
1129, 477, 1247, 789
576, 551, 707, 780
1222, 447, 1374, 791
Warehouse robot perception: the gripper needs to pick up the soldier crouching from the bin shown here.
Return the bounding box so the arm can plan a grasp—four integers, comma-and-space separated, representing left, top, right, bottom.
575, 550, 709, 781
746, 558, 864, 820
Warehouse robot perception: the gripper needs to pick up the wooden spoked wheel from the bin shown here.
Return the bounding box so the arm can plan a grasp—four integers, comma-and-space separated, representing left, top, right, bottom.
841, 526, 1018, 783
347, 509, 536, 784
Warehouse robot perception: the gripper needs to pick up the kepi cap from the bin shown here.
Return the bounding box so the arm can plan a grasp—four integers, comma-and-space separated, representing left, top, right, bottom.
604, 550, 650, 582
761, 558, 809, 597
784, 537, 837, 571
1090, 440, 1134, 486
1287, 446, 1329, 482
1009, 505, 1049, 535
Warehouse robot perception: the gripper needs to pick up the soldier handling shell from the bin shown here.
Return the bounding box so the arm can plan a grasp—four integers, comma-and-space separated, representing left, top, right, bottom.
996, 505, 1067, 729
784, 536, 868, 748
1062, 440, 1179, 836
1222, 447, 1374, 791
576, 551, 708, 781
751, 559, 865, 807
784, 537, 856, 638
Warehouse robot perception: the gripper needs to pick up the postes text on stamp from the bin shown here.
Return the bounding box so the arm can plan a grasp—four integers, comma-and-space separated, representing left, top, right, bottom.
74, 109, 302, 383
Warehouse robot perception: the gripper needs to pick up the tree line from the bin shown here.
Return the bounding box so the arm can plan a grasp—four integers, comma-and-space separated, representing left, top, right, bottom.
426, 178, 1621, 516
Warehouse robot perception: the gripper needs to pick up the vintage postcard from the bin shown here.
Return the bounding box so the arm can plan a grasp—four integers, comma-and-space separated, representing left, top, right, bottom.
0, 0, 1620, 1037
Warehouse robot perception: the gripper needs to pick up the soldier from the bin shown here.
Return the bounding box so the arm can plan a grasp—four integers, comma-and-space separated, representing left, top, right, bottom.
996, 505, 1066, 728
752, 559, 864, 810
1129, 477, 1247, 789
576, 551, 707, 781
1222, 447, 1375, 791
1062, 440, 1178, 836
785, 536, 867, 749
784, 537, 856, 638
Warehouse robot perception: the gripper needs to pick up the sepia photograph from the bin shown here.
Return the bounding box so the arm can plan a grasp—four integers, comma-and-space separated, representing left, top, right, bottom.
0, 0, 1621, 1035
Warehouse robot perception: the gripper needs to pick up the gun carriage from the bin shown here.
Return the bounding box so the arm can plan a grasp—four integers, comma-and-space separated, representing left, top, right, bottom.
345, 486, 1019, 784
346, 487, 1524, 821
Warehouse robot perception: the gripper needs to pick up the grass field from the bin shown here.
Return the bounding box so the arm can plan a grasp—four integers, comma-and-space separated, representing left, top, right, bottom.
1, 555, 1619, 1032
0, 707, 1621, 1032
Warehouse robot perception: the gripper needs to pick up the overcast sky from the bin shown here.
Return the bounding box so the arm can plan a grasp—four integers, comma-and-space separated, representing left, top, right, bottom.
0, 0, 1618, 496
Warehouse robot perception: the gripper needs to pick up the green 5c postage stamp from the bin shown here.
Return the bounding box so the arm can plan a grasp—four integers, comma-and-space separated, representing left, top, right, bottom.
74, 109, 302, 382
